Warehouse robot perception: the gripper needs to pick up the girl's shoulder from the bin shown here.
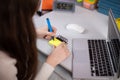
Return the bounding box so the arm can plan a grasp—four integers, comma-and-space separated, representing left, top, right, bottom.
0, 51, 17, 64
0, 51, 18, 80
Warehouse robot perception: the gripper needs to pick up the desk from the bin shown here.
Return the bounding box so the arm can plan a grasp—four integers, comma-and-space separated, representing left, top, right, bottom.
33, 6, 108, 72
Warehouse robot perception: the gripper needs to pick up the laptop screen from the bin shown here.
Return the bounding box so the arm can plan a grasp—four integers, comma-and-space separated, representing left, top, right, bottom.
107, 9, 120, 78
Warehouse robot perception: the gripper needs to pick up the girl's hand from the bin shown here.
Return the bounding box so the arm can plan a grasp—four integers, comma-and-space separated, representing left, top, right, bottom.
46, 42, 70, 68
36, 26, 57, 40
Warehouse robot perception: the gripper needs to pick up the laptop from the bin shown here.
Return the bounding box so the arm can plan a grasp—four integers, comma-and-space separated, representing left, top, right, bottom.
72, 10, 120, 80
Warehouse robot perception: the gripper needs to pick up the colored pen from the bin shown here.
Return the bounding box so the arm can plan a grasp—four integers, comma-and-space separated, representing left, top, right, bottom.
46, 18, 54, 40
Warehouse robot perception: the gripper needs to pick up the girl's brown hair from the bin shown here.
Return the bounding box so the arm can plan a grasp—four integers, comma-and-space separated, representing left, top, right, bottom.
0, 0, 40, 80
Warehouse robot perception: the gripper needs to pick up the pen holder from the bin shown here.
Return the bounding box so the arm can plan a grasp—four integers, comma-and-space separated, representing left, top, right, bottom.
76, 0, 83, 6
83, 0, 98, 10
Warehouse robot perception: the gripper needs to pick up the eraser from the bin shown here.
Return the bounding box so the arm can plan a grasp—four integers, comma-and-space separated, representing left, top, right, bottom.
56, 35, 68, 43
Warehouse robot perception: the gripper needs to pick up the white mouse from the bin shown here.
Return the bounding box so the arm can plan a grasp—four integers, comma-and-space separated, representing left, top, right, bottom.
66, 24, 85, 33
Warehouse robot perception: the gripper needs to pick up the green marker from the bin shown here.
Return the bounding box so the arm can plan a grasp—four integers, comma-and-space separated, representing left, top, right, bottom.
89, 0, 94, 2
77, 0, 83, 3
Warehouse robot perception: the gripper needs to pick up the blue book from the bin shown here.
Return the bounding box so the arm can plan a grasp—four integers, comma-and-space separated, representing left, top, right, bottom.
98, 7, 120, 18
98, 0, 120, 8
99, 0, 120, 4
98, 0, 120, 12
98, 7, 120, 14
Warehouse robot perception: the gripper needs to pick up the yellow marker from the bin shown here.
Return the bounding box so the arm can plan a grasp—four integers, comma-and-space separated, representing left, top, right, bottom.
49, 38, 62, 46
116, 18, 120, 31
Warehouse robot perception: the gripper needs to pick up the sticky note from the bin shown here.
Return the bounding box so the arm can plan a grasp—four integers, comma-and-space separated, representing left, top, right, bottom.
49, 38, 62, 46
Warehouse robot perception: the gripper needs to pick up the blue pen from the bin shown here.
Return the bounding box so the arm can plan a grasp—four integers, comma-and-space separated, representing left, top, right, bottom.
46, 18, 54, 40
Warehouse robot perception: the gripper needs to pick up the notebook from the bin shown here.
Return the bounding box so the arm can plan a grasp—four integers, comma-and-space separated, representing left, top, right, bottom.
72, 9, 120, 80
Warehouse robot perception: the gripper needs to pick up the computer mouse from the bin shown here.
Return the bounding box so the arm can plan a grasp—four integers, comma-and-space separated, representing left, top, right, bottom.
66, 24, 85, 33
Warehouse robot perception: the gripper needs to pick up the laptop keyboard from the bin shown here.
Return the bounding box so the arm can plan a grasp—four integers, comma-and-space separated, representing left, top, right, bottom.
111, 39, 120, 61
108, 39, 120, 72
88, 40, 114, 76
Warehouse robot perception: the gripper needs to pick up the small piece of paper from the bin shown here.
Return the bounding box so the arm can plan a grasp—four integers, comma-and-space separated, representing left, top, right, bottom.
49, 38, 62, 46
